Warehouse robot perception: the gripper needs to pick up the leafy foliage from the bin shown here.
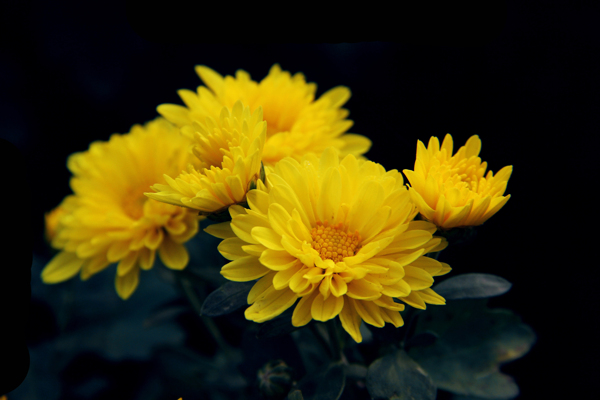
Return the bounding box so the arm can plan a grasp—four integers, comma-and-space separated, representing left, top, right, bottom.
366, 348, 436, 400
406, 299, 536, 399
201, 281, 255, 317
433, 273, 512, 300
288, 362, 346, 400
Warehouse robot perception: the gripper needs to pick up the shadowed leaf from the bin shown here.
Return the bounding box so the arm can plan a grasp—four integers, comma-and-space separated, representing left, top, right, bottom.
289, 362, 345, 400
257, 308, 299, 339
200, 281, 255, 317
433, 273, 512, 300
366, 349, 436, 400
407, 299, 536, 399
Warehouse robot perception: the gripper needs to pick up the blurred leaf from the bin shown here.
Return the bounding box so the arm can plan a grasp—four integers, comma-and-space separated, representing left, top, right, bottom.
344, 364, 367, 380
288, 389, 304, 400
433, 273, 512, 300
292, 325, 332, 373
407, 299, 536, 399
289, 362, 345, 400
201, 281, 255, 317
366, 349, 436, 400
257, 308, 299, 339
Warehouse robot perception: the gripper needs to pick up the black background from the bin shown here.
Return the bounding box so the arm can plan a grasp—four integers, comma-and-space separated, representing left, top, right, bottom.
1, 0, 598, 398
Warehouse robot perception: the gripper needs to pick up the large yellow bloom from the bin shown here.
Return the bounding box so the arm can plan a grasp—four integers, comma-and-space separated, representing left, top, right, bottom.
205, 148, 450, 343
145, 101, 266, 216
42, 118, 202, 299
403, 134, 512, 230
157, 64, 371, 166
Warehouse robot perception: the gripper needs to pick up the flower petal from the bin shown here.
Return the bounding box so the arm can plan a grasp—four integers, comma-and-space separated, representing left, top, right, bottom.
222, 256, 270, 282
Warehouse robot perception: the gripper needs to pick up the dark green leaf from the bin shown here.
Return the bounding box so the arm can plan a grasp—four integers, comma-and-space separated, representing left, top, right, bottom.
257, 308, 299, 339
433, 273, 512, 300
288, 389, 304, 400
407, 300, 536, 399
366, 349, 436, 400
290, 362, 345, 400
200, 281, 255, 317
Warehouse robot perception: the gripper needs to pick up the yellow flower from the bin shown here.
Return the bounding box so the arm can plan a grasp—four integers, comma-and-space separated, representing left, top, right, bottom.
41, 118, 203, 299
157, 64, 371, 166
145, 101, 266, 216
205, 148, 450, 343
403, 134, 512, 230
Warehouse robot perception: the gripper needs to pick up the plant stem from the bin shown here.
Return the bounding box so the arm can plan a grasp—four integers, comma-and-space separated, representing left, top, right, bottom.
179, 276, 231, 353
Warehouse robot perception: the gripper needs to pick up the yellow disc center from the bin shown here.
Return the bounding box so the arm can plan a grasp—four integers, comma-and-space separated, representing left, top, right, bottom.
310, 221, 362, 262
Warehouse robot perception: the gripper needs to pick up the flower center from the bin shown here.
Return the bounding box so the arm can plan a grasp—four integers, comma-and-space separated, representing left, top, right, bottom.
310, 221, 362, 262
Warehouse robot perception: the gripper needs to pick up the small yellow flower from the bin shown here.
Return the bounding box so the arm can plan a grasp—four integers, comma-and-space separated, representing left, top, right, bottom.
157, 64, 371, 166
41, 118, 203, 299
145, 101, 266, 216
206, 148, 450, 343
403, 134, 512, 230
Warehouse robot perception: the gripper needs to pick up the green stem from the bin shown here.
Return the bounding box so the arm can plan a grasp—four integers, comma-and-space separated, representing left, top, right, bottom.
179, 276, 231, 353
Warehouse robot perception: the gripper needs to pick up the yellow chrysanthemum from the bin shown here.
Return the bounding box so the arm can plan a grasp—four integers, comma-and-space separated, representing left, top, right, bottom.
145, 101, 266, 215
403, 134, 512, 230
41, 118, 203, 299
157, 64, 371, 166
205, 148, 451, 343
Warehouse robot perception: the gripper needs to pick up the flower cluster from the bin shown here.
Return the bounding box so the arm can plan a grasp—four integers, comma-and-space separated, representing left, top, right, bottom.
43, 64, 512, 341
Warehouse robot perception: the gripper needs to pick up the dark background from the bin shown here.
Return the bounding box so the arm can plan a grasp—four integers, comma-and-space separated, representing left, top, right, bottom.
1, 0, 598, 398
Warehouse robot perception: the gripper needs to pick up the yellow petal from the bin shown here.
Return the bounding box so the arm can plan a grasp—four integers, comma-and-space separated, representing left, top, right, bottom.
403, 266, 434, 290
380, 308, 404, 328
248, 271, 277, 304
291, 290, 319, 327
144, 227, 164, 250
346, 278, 382, 301
158, 236, 189, 270
258, 240, 297, 266
400, 291, 427, 309
204, 221, 236, 239
272, 261, 303, 290
41, 252, 85, 283
251, 226, 284, 251
353, 299, 385, 327
139, 247, 156, 270
339, 298, 363, 343
245, 287, 298, 323
107, 240, 133, 262
311, 292, 344, 322
221, 256, 270, 282
115, 267, 140, 300
218, 237, 250, 260
417, 287, 446, 305
117, 251, 139, 276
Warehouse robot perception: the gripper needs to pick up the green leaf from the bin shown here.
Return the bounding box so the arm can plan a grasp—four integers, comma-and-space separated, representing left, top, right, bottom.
257, 308, 299, 339
407, 299, 536, 399
288, 389, 304, 400
200, 281, 255, 317
366, 349, 436, 400
433, 273, 512, 300
289, 362, 345, 400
